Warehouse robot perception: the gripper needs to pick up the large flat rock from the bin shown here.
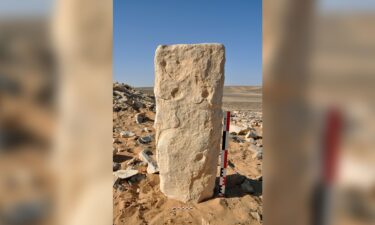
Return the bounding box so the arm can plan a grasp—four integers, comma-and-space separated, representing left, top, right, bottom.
154, 44, 225, 202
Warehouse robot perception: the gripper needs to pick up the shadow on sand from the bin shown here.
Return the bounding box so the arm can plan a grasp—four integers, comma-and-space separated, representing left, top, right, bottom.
113, 154, 132, 163
214, 173, 262, 198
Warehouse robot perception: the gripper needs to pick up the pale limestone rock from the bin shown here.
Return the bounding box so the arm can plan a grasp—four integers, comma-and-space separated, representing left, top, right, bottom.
120, 131, 135, 138
137, 135, 152, 144
154, 44, 225, 202
245, 130, 258, 138
113, 169, 139, 179
138, 149, 159, 174
230, 125, 248, 135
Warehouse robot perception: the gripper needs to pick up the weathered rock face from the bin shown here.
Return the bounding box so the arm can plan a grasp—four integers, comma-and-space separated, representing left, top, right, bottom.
154, 44, 225, 202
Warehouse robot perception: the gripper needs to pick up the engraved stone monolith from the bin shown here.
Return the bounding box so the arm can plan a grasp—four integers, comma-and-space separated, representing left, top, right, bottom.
154, 44, 225, 202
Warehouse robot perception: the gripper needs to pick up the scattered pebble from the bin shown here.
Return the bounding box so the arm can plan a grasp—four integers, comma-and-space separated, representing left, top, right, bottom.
138, 135, 152, 144
143, 127, 150, 133
246, 130, 258, 139
229, 125, 248, 135
139, 149, 159, 174
232, 136, 244, 143
113, 82, 154, 112
246, 137, 256, 144
135, 113, 146, 124
113, 169, 139, 179
120, 131, 135, 138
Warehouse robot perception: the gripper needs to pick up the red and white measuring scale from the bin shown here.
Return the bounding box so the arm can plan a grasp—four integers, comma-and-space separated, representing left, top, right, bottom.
312, 108, 342, 225
219, 111, 230, 197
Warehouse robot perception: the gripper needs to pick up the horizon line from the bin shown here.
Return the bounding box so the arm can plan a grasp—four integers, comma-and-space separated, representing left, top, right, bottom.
113, 81, 262, 88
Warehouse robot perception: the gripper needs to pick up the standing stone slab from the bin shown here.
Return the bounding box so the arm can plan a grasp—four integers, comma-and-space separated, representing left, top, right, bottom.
154, 44, 225, 202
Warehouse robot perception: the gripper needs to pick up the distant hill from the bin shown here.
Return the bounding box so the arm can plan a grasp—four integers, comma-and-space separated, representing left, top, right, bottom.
136, 86, 262, 111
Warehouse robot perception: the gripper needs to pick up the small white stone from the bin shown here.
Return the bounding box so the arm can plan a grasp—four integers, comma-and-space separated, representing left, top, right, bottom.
138, 149, 159, 174
143, 127, 150, 133
138, 136, 152, 144
246, 130, 258, 139
113, 169, 139, 179
230, 125, 248, 135
120, 131, 135, 138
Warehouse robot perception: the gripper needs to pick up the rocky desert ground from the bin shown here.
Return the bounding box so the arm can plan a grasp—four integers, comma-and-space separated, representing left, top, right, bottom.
113, 82, 263, 225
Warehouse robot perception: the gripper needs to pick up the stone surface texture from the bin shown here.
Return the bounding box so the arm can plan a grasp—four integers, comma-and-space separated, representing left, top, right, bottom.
154, 44, 225, 202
